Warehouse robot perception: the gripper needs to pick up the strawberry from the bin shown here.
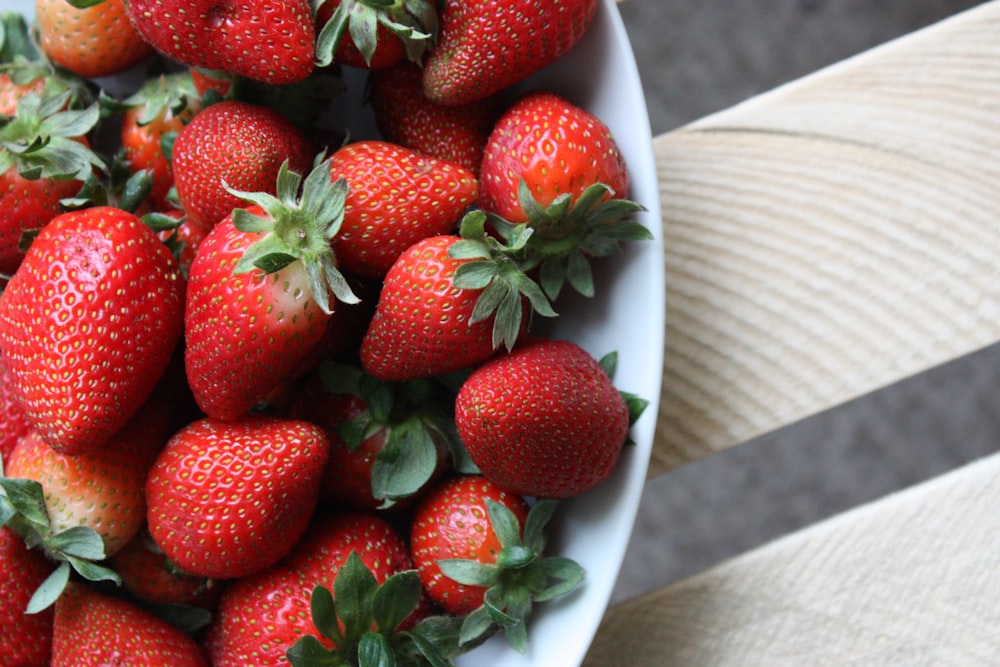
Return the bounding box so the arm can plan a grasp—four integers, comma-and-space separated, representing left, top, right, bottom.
145, 414, 330, 579
117, 72, 202, 212
0, 71, 46, 116
205, 511, 429, 666
369, 61, 503, 176
125, 0, 317, 85
109, 530, 218, 609
155, 209, 208, 279
0, 349, 32, 462
0, 90, 106, 276
171, 99, 315, 230
0, 205, 185, 455
409, 475, 583, 653
289, 360, 464, 511
358, 234, 522, 381
36, 0, 155, 79
422, 0, 598, 105
315, 0, 438, 70
51, 580, 209, 667
455, 337, 635, 498
478, 90, 650, 301
328, 139, 478, 278
183, 160, 357, 420
0, 525, 56, 667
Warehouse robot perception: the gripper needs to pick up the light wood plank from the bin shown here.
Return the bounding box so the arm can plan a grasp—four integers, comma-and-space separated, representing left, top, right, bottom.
649, 1, 1000, 476
586, 451, 1000, 666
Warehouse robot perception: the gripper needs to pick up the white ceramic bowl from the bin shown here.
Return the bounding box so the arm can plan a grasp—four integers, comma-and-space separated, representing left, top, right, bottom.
5, 1, 664, 665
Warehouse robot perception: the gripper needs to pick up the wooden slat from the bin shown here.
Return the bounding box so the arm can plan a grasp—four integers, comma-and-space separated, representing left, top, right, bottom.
585, 450, 1000, 666
648, 1, 1000, 476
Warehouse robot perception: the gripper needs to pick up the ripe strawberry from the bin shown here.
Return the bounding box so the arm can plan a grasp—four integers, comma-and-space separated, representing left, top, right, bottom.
359, 233, 530, 381
0, 205, 185, 455
478, 90, 649, 301
205, 511, 427, 666
369, 61, 503, 176
5, 398, 171, 558
155, 209, 208, 279
409, 475, 529, 615
145, 414, 330, 579
51, 581, 209, 667
289, 361, 459, 511
171, 99, 315, 231
422, 0, 598, 105
118, 72, 202, 212
455, 337, 631, 498
125, 0, 316, 85
328, 139, 478, 278
183, 161, 357, 420
0, 90, 106, 276
36, 0, 155, 79
0, 349, 32, 462
410, 475, 583, 653
109, 531, 218, 609
0, 525, 56, 667
315, 0, 438, 69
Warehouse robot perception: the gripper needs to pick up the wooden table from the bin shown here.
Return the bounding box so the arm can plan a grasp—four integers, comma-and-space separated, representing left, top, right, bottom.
586, 3, 1000, 663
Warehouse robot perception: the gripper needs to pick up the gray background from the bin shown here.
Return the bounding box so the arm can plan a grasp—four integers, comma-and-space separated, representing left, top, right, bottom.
611, 0, 997, 605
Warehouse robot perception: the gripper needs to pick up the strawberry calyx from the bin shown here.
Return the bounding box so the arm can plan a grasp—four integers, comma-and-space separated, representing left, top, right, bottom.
315, 0, 439, 68
503, 179, 652, 301
0, 88, 106, 181
287, 550, 464, 666
449, 210, 557, 351
437, 499, 584, 654
0, 474, 120, 613
225, 157, 359, 314
319, 360, 476, 507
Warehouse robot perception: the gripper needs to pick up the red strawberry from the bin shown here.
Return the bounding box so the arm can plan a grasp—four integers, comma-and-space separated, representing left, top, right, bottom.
0, 205, 185, 455
36, 0, 155, 79
0, 71, 46, 116
51, 581, 209, 667
479, 90, 630, 223
145, 414, 330, 579
118, 72, 202, 212
478, 90, 649, 301
5, 398, 171, 558
171, 100, 315, 231
155, 209, 209, 279
409, 475, 529, 615
0, 349, 32, 462
315, 0, 438, 70
455, 337, 631, 498
328, 139, 478, 278
359, 233, 534, 381
409, 475, 583, 653
0, 90, 106, 276
109, 531, 218, 609
183, 161, 356, 420
369, 61, 503, 176
422, 0, 598, 105
0, 525, 56, 667
125, 0, 317, 85
205, 511, 426, 666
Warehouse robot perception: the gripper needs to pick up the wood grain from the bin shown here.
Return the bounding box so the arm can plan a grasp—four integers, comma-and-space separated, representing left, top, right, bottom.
648, 1, 1000, 477
585, 450, 1000, 666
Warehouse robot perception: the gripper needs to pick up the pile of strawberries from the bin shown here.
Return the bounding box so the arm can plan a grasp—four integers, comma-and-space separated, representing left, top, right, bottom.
0, 0, 653, 665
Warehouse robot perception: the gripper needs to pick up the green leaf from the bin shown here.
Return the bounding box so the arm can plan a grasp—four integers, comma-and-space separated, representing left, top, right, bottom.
522, 499, 558, 552
309, 584, 344, 645
45, 525, 107, 560
498, 594, 531, 654
0, 477, 49, 533
458, 606, 495, 647
358, 631, 396, 667
485, 499, 523, 549
622, 391, 650, 427
371, 420, 439, 505
495, 545, 536, 570
565, 251, 595, 298
64, 555, 121, 586
436, 559, 498, 588
451, 261, 497, 290
482, 587, 519, 628
286, 634, 340, 667
26, 561, 70, 614
334, 551, 378, 641
314, 3, 350, 68
371, 570, 422, 633
118, 168, 154, 213
535, 557, 585, 602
